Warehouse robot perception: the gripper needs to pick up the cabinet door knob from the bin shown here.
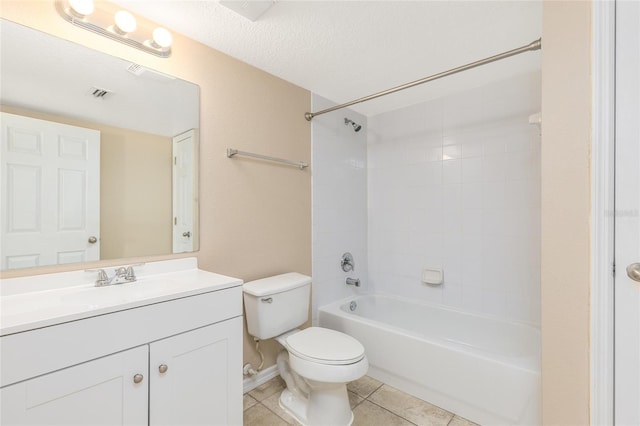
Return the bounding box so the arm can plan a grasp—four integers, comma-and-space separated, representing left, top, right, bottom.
133, 373, 144, 384
159, 364, 168, 374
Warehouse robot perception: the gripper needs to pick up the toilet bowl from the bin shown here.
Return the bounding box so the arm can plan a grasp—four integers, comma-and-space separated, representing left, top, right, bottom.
243, 273, 368, 426
276, 327, 368, 425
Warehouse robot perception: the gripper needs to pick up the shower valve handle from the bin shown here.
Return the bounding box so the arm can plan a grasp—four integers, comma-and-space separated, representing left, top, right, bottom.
341, 252, 355, 272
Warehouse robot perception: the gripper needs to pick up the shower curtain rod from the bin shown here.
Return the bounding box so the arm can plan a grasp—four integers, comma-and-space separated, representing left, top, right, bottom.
304, 38, 542, 121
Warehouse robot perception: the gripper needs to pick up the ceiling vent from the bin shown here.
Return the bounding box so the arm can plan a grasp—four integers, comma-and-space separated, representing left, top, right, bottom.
126, 62, 175, 82
219, 1, 275, 21
89, 87, 113, 99
127, 63, 145, 76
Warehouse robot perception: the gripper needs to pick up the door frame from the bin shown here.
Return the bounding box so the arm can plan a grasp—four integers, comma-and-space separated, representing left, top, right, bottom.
591, 1, 616, 424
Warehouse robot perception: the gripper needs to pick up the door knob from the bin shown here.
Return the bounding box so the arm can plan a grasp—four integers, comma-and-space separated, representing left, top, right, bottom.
158, 364, 168, 374
133, 374, 144, 384
88, 236, 97, 244
626, 263, 640, 282
182, 231, 191, 237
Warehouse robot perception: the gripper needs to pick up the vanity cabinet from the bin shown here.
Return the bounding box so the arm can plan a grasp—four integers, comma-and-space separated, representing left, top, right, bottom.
1, 272, 243, 426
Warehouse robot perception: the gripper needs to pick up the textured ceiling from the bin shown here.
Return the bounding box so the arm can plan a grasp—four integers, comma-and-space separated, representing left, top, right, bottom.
111, 0, 543, 117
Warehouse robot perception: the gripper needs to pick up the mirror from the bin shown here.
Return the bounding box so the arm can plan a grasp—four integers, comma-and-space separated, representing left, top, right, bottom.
0, 19, 200, 271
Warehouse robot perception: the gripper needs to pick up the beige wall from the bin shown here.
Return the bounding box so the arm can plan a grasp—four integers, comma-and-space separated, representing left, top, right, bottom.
541, 1, 591, 424
99, 125, 172, 259
1, 105, 173, 259
0, 1, 311, 372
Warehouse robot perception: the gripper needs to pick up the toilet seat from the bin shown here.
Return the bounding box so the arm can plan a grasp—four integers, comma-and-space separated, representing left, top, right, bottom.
285, 327, 365, 365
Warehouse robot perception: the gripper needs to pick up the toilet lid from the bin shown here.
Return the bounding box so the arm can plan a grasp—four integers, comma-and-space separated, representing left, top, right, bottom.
285, 327, 365, 365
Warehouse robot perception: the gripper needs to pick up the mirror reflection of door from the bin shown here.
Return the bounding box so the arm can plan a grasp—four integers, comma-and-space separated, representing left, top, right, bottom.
172, 129, 195, 253
0, 112, 100, 269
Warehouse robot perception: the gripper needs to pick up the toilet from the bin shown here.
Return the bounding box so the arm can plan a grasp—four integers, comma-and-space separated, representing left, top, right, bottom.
243, 273, 368, 426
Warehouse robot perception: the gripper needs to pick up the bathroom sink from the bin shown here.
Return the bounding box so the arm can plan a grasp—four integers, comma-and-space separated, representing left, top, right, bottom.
0, 258, 243, 336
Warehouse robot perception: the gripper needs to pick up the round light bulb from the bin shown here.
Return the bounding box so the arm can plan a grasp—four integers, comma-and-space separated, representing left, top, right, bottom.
69, 0, 94, 16
152, 27, 173, 48
114, 11, 137, 34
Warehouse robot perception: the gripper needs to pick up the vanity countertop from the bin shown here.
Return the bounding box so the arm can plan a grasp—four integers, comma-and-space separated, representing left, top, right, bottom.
0, 258, 242, 336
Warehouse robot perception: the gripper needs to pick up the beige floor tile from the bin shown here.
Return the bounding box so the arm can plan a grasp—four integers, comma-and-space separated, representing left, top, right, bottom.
244, 403, 289, 426
261, 392, 302, 425
353, 400, 414, 426
448, 415, 480, 426
348, 390, 365, 408
369, 385, 453, 426
244, 393, 259, 411
347, 375, 383, 398
249, 376, 286, 401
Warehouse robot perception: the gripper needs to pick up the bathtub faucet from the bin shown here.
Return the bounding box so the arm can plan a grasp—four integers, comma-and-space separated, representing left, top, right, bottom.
346, 277, 360, 287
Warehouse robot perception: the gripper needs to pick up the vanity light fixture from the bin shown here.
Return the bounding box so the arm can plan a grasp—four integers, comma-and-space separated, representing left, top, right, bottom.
55, 0, 172, 58
113, 10, 137, 35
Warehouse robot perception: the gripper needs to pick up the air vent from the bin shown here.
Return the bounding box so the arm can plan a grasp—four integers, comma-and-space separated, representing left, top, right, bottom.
125, 62, 175, 82
127, 63, 145, 76
89, 87, 112, 99
219, 0, 275, 21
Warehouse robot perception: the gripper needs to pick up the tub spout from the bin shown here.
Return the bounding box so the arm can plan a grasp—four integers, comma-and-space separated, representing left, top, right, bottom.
346, 277, 360, 287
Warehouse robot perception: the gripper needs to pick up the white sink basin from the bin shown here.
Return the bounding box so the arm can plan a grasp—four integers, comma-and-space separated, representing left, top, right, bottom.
0, 258, 243, 336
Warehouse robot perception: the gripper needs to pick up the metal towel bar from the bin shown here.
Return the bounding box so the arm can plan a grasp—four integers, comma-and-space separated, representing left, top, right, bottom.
226, 148, 308, 170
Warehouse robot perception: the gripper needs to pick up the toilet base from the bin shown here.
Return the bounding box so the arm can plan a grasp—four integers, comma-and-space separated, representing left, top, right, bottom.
279, 388, 354, 426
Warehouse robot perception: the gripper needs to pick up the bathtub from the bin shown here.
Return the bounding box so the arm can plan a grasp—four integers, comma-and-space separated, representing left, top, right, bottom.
318, 294, 540, 426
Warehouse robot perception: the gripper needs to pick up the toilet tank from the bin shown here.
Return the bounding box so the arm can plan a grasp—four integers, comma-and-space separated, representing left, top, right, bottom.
243, 273, 311, 340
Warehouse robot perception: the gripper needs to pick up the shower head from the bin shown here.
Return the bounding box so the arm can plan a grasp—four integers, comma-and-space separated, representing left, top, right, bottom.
344, 118, 362, 132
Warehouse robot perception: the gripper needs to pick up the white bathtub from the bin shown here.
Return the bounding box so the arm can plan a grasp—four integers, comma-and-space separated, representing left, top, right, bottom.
318, 294, 540, 425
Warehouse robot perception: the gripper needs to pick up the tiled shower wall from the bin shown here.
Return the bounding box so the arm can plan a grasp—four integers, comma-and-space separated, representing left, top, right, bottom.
311, 95, 368, 323
367, 72, 541, 324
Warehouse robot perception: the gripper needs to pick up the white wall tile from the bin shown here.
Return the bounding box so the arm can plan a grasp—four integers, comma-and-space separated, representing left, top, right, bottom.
366, 71, 541, 324
312, 95, 368, 323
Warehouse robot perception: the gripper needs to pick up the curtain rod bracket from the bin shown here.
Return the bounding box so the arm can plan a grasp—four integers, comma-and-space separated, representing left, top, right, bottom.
304, 38, 542, 121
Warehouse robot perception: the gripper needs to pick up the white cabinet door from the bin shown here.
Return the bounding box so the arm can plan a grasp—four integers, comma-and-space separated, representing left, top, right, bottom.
0, 346, 148, 426
149, 317, 243, 426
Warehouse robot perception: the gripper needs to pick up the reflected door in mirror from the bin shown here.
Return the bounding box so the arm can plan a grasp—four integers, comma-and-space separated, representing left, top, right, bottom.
173, 130, 195, 254
1, 113, 100, 269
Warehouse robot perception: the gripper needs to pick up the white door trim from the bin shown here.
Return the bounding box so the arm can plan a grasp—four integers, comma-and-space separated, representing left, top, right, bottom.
590, 1, 616, 424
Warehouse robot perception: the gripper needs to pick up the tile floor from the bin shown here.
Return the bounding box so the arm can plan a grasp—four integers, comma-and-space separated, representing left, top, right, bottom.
244, 375, 480, 426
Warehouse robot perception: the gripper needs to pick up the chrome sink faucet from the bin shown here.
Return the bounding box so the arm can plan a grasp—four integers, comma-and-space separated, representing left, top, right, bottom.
93, 265, 138, 287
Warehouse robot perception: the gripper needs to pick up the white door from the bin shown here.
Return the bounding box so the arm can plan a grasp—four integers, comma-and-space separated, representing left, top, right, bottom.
0, 112, 100, 269
615, 2, 640, 424
0, 346, 148, 425
149, 317, 242, 426
172, 129, 196, 253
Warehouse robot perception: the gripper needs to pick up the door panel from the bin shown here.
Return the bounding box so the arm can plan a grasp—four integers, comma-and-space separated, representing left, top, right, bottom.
615, 1, 640, 423
172, 129, 195, 253
0, 112, 100, 269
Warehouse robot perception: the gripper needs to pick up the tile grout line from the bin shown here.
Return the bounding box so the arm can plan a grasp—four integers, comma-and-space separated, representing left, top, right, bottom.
363, 398, 420, 426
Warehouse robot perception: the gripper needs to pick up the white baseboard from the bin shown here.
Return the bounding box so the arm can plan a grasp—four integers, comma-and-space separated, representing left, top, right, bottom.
243, 364, 280, 394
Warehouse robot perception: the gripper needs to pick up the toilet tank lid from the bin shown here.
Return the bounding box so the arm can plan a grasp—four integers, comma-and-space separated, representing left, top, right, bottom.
242, 273, 311, 297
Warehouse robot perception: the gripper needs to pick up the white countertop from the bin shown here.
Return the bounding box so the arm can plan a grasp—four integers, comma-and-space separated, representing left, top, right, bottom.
0, 258, 242, 336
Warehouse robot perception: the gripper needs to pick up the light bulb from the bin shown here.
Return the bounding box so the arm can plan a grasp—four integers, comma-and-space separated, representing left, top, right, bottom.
152, 27, 172, 48
114, 11, 137, 34
69, 0, 94, 16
